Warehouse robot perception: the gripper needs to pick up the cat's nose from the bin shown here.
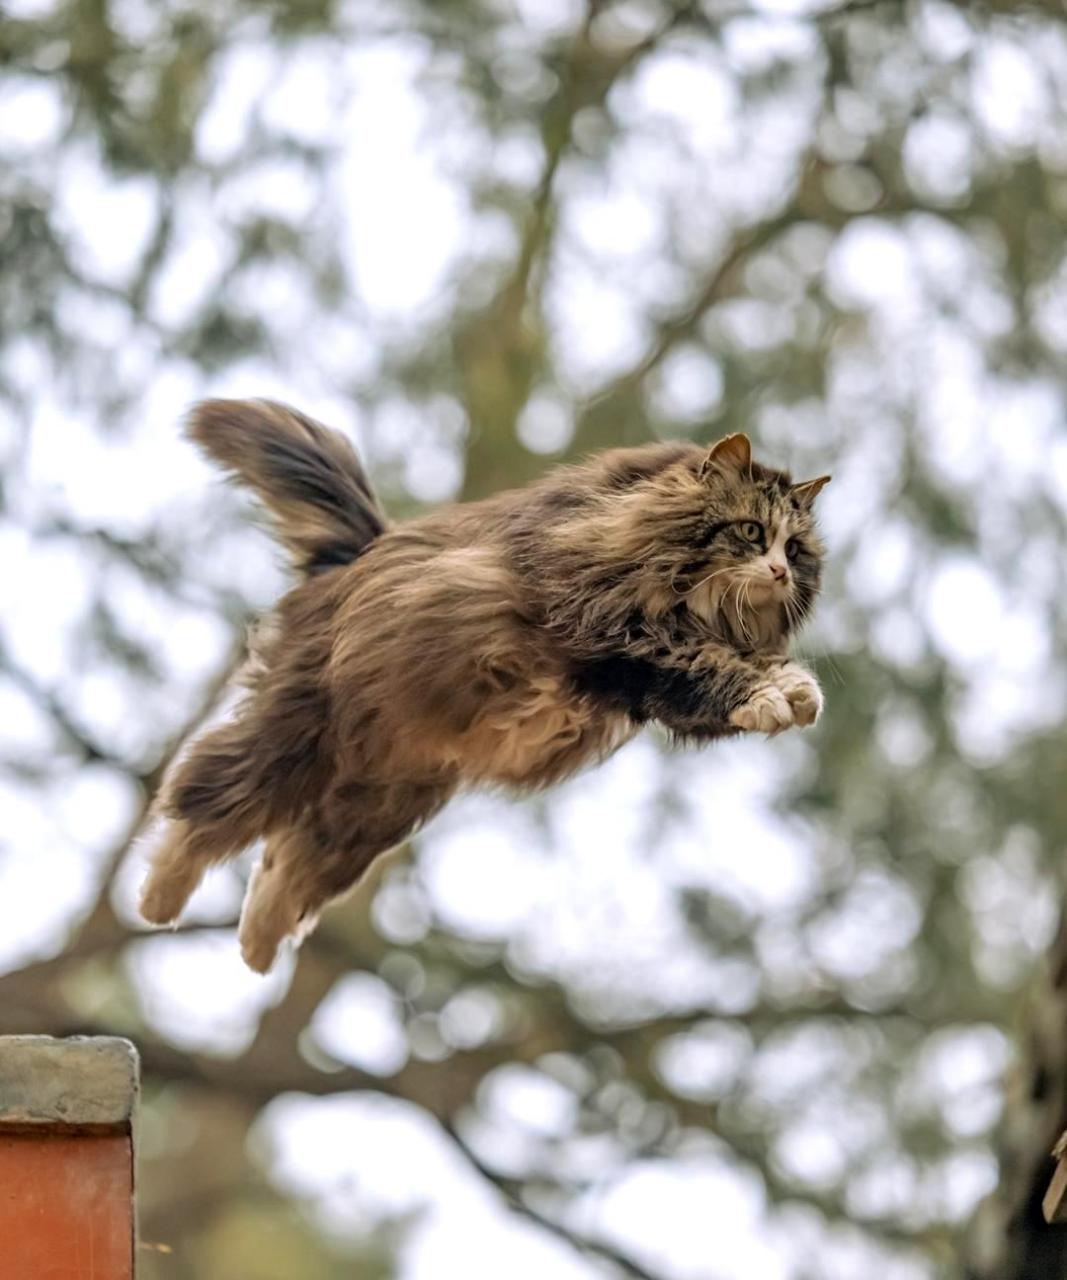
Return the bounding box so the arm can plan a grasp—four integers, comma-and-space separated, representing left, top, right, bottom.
769, 561, 788, 581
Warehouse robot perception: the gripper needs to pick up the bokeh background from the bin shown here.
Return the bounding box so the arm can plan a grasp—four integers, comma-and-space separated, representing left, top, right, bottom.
4, 0, 1067, 1276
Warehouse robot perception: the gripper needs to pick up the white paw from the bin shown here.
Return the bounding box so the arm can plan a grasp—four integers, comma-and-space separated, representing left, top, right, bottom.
775, 663, 823, 727
729, 685, 795, 735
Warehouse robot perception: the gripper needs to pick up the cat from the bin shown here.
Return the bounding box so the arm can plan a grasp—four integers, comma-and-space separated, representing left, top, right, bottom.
139, 400, 830, 971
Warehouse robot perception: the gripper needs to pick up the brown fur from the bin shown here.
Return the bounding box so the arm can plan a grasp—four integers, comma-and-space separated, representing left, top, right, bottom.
140, 401, 830, 971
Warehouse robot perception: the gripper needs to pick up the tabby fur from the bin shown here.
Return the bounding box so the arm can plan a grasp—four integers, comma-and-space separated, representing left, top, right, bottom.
140, 400, 829, 971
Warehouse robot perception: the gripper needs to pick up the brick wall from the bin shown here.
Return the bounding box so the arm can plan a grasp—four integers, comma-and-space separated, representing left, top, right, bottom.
0, 1036, 139, 1279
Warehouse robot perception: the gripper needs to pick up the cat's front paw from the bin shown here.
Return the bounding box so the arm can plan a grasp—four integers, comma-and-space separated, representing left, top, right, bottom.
729, 685, 795, 735
728, 665, 823, 736
774, 663, 823, 727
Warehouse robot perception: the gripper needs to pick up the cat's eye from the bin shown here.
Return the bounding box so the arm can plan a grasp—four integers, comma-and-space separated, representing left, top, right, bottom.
738, 521, 763, 543
786, 538, 800, 561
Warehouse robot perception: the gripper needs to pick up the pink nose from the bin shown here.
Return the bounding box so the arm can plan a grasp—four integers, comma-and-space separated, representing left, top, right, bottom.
769, 562, 788, 582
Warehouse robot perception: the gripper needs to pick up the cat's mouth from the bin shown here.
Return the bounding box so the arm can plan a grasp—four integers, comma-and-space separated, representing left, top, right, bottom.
680, 566, 792, 627
746, 575, 792, 602
722, 573, 796, 631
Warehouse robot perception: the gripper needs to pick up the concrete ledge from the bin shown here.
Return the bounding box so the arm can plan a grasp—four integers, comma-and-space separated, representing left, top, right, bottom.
0, 1035, 139, 1133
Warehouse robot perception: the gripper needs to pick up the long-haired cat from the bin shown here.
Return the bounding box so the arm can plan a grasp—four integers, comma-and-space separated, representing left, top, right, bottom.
140, 400, 830, 971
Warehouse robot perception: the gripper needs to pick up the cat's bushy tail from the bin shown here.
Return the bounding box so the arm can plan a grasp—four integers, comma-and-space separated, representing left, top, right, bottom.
189, 398, 387, 575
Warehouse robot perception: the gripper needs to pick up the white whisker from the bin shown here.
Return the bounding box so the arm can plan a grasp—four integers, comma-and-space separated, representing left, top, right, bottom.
743, 581, 757, 645
682, 564, 736, 596
735, 579, 754, 645
781, 591, 845, 686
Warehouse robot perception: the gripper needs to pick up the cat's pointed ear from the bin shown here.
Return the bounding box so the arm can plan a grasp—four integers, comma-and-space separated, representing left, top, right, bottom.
792, 475, 831, 507
700, 433, 751, 479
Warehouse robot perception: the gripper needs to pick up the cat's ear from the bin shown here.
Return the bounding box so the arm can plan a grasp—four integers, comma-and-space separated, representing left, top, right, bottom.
700, 433, 751, 479
792, 475, 831, 507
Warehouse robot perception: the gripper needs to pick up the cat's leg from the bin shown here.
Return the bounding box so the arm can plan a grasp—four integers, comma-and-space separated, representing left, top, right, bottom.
139, 818, 235, 925
638, 646, 822, 738
238, 780, 452, 972
728, 681, 795, 734
140, 716, 264, 926
769, 661, 823, 727
729, 660, 822, 734
141, 665, 329, 926
140, 716, 271, 924
238, 824, 319, 973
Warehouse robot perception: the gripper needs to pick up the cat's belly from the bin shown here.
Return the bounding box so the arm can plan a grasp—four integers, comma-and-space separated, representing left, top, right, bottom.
445, 674, 636, 788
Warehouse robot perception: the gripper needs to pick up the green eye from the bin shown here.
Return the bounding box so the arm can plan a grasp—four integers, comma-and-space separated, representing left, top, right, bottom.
786, 538, 800, 561
739, 521, 762, 543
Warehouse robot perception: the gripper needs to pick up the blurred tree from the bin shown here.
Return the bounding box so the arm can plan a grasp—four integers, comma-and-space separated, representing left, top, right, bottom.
5, 0, 1067, 1277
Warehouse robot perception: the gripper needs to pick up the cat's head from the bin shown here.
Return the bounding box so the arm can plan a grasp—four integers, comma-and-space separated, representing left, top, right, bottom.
537, 433, 828, 648
674, 433, 828, 639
